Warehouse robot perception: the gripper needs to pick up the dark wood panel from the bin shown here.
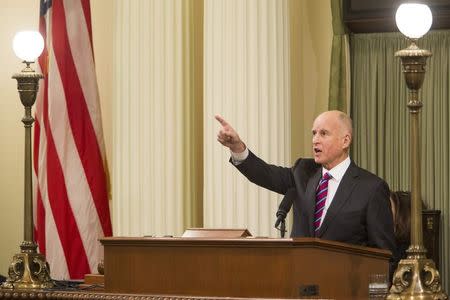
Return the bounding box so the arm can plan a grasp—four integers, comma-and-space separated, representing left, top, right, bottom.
343, 0, 450, 33
100, 237, 391, 300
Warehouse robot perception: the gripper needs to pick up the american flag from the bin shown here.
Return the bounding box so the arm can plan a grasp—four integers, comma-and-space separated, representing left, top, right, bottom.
34, 0, 112, 279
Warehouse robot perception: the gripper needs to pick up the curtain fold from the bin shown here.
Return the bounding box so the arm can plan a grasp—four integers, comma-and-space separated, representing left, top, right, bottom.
203, 0, 291, 237
351, 30, 450, 292
113, 0, 203, 236
328, 0, 350, 112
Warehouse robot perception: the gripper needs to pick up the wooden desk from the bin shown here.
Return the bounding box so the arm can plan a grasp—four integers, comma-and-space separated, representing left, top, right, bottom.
101, 237, 391, 299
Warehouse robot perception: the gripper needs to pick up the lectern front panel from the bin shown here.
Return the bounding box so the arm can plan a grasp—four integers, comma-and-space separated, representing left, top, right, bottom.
101, 237, 390, 299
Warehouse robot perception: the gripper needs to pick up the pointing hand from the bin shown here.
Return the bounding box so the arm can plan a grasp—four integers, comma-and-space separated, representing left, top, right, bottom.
215, 115, 246, 153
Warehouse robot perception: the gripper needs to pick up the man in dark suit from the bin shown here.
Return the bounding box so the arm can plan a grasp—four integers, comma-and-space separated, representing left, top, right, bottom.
215, 110, 397, 262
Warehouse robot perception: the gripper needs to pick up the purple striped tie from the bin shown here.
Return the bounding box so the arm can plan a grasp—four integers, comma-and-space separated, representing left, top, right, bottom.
314, 172, 332, 232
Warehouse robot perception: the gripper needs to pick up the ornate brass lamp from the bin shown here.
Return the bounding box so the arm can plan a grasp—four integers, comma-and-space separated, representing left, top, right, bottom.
388, 4, 447, 300
1, 31, 53, 290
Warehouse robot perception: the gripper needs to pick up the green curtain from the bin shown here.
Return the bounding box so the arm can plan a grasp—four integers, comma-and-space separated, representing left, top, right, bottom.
350, 30, 450, 292
328, 0, 349, 112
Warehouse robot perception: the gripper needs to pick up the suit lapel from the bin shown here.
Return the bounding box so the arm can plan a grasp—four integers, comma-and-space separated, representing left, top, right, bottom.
306, 169, 322, 237
316, 162, 359, 238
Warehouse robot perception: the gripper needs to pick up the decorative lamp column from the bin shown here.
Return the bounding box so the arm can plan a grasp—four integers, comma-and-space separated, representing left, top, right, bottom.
388, 4, 447, 299
1, 31, 53, 290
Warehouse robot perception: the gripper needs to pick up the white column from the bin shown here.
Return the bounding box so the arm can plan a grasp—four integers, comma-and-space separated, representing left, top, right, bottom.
204, 0, 291, 237
113, 0, 185, 236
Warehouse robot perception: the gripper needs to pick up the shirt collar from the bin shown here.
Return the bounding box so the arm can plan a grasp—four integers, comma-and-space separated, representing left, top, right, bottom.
322, 156, 351, 182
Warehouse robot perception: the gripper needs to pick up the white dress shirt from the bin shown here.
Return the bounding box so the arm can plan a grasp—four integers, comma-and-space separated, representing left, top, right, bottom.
318, 156, 351, 228
230, 147, 249, 164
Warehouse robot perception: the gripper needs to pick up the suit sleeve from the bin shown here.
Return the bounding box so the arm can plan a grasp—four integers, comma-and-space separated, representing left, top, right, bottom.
366, 180, 399, 274
231, 151, 296, 195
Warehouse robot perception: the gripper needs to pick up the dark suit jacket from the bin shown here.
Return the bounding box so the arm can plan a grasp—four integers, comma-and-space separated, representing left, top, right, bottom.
233, 151, 397, 258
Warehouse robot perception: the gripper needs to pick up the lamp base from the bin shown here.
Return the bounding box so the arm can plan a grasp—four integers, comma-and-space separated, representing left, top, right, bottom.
387, 257, 447, 300
1, 250, 53, 290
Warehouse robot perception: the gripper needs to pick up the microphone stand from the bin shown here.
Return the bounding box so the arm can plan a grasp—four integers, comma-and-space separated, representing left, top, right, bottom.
274, 212, 287, 238
275, 188, 295, 238
279, 219, 286, 238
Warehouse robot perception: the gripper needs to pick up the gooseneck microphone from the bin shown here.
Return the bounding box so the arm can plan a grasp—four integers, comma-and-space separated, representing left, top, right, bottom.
275, 188, 296, 238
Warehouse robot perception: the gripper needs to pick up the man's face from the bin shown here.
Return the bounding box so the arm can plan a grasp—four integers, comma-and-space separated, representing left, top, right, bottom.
312, 113, 350, 170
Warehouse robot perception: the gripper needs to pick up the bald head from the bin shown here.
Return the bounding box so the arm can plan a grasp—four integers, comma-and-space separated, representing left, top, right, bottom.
316, 110, 353, 141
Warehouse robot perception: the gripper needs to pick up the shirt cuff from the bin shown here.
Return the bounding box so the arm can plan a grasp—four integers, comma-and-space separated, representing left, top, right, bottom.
230, 147, 249, 165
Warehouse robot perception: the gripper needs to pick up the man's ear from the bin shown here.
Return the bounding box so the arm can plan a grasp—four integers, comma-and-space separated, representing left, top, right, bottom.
342, 134, 351, 149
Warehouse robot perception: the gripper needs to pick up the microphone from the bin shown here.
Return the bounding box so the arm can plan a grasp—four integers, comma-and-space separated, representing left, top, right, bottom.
275, 188, 296, 237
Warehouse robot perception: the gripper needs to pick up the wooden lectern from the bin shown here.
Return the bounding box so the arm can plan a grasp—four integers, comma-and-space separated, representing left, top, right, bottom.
100, 236, 391, 299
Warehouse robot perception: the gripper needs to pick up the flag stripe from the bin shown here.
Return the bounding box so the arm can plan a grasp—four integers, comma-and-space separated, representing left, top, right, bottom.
63, 0, 109, 192
35, 84, 71, 278
44, 52, 91, 278
34, 0, 112, 280
36, 1, 72, 277
36, 124, 70, 279
64, 0, 106, 154
48, 44, 104, 274
53, 1, 112, 236
80, 0, 93, 49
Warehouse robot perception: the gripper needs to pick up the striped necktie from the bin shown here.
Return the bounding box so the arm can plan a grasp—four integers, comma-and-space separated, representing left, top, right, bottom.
314, 172, 332, 232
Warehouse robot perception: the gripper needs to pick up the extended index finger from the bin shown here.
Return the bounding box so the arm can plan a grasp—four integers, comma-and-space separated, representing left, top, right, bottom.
215, 114, 229, 127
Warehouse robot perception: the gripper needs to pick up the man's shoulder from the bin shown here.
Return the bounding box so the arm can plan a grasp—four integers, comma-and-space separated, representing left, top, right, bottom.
293, 157, 320, 168
292, 158, 321, 178
350, 162, 387, 184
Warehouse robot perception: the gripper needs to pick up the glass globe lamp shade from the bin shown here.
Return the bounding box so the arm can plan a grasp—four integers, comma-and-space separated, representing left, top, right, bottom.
395, 3, 432, 39
12, 31, 44, 62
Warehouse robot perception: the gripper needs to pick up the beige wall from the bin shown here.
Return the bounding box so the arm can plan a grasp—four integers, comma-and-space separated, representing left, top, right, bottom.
0, 1, 113, 276
0, 0, 331, 276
